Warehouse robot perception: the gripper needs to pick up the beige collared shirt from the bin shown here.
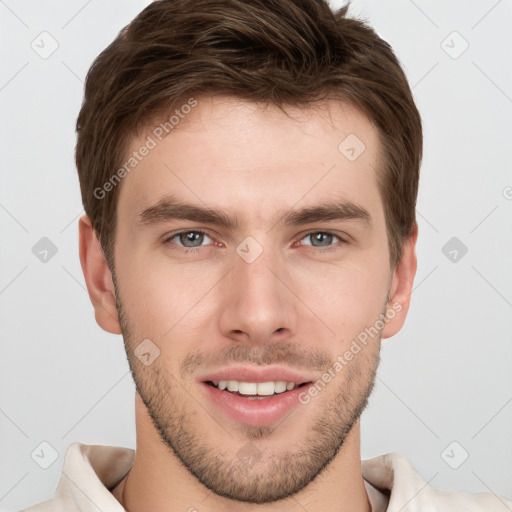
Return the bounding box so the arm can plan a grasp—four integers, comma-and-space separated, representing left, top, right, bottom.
21, 442, 512, 511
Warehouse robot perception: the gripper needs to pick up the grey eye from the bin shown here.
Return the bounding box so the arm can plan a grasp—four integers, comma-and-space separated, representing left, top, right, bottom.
301, 232, 339, 247
172, 231, 212, 247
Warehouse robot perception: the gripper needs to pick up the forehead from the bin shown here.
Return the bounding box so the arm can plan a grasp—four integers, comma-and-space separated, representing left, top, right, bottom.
116, 95, 384, 228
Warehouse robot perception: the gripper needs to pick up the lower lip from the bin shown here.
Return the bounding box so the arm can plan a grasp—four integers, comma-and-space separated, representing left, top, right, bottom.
201, 383, 308, 427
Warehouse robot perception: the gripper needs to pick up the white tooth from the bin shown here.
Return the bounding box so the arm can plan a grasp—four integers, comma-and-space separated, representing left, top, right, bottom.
274, 381, 287, 393
218, 380, 227, 390
257, 382, 275, 396
286, 382, 295, 391
213, 381, 219, 387
239, 382, 258, 395
227, 380, 239, 392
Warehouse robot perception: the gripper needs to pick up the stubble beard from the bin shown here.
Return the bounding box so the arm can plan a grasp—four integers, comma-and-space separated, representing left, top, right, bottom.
115, 287, 381, 504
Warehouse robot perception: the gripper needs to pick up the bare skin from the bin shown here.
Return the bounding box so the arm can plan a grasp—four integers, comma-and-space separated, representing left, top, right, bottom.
80, 96, 417, 512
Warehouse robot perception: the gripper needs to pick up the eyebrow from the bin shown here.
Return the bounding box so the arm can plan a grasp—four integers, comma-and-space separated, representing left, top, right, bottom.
137, 195, 372, 230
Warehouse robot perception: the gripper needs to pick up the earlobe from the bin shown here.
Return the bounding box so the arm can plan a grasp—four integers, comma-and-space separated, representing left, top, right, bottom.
381, 224, 418, 339
78, 215, 122, 335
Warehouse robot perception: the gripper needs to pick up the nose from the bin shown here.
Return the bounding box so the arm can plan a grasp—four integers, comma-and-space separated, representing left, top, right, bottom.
217, 243, 299, 345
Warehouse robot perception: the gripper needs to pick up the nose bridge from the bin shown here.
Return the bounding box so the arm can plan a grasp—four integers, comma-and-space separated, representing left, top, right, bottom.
218, 239, 297, 342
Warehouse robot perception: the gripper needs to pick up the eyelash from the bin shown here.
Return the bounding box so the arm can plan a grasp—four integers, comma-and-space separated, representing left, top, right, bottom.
162, 229, 347, 253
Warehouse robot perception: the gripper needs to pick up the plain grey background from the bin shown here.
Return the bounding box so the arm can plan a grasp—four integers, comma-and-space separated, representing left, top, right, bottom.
1, 0, 511, 510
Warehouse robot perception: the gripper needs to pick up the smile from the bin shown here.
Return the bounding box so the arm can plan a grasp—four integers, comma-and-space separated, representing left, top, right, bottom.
199, 367, 315, 427
207, 380, 302, 396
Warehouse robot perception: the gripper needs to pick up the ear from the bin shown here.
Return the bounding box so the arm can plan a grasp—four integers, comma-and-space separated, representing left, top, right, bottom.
381, 223, 418, 339
79, 215, 122, 335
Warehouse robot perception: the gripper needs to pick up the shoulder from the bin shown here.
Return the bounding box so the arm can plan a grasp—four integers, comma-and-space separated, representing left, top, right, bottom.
362, 452, 512, 512
20, 442, 133, 512
425, 487, 512, 511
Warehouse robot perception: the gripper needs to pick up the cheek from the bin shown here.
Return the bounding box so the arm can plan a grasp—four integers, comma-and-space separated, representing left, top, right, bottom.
117, 254, 222, 338
290, 260, 389, 345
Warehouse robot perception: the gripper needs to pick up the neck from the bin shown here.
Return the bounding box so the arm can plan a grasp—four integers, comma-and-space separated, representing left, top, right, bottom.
112, 395, 372, 512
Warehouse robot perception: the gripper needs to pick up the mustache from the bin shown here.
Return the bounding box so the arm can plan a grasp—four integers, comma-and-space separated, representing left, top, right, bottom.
180, 341, 332, 379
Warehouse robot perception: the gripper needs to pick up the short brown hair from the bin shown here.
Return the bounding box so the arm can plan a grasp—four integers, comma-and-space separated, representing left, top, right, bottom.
76, 0, 422, 269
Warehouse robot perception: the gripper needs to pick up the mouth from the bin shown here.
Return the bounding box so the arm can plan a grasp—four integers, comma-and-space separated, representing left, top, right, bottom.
199, 367, 315, 427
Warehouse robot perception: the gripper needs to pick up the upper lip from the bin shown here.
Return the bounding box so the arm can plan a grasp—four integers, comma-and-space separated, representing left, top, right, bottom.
199, 365, 316, 385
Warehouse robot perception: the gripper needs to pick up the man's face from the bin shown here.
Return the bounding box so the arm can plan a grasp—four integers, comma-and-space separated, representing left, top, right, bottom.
112, 96, 397, 502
